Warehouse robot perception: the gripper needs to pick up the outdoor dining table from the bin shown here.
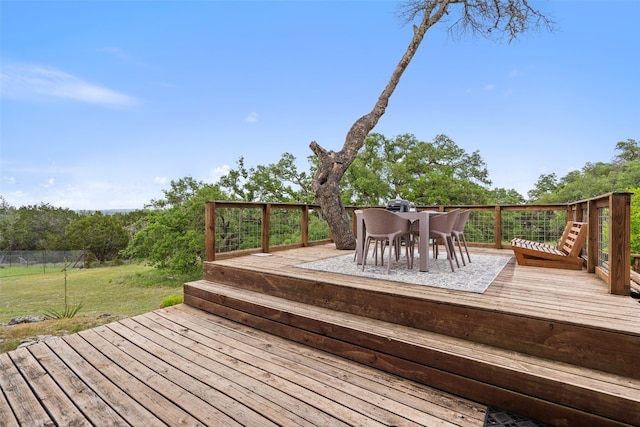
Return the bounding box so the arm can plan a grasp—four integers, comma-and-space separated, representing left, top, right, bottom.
355, 210, 442, 272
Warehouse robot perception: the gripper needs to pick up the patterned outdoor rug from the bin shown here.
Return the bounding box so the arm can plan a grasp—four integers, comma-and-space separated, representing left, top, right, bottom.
484, 406, 552, 427
295, 252, 512, 293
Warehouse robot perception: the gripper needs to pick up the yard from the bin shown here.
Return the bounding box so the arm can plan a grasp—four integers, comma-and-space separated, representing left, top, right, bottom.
0, 263, 193, 353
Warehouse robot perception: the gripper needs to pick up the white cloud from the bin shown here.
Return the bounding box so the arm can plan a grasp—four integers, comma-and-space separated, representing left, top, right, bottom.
2, 176, 16, 185
210, 165, 230, 182
245, 112, 259, 123
484, 83, 495, 91
0, 61, 137, 107
154, 176, 169, 185
41, 178, 55, 188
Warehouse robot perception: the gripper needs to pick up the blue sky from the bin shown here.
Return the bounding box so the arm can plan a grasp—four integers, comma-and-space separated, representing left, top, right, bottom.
1, 1, 638, 210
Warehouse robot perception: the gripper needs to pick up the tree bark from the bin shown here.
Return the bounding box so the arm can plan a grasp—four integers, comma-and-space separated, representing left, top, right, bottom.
310, 0, 551, 249
310, 1, 449, 250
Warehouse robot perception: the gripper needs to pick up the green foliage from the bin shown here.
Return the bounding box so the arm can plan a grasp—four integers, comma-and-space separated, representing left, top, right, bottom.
342, 133, 493, 206
160, 294, 184, 308
0, 264, 189, 353
529, 139, 640, 204
6, 134, 636, 276
42, 260, 85, 320
0, 202, 78, 250
123, 177, 227, 274
218, 153, 315, 203
43, 303, 84, 319
66, 212, 129, 263
489, 188, 526, 204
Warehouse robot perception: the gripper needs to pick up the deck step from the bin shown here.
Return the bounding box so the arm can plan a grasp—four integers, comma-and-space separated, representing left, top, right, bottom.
203, 261, 640, 380
185, 279, 640, 427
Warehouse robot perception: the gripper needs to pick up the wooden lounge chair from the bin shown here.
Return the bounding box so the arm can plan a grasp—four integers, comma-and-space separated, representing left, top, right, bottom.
510, 221, 588, 270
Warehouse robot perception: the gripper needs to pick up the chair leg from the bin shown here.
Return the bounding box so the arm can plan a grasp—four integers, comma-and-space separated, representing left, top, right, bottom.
408, 235, 416, 269
453, 233, 466, 266
449, 236, 460, 268
461, 234, 471, 263
378, 239, 386, 266
404, 236, 412, 269
362, 237, 371, 271
387, 238, 394, 274
443, 236, 456, 272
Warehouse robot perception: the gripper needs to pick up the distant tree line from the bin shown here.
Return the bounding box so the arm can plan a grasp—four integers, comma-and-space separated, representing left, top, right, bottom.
1, 135, 637, 274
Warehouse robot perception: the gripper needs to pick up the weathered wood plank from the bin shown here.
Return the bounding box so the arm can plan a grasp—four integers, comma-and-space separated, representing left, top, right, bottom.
10, 345, 91, 426
117, 315, 352, 427
110, 316, 398, 427
196, 262, 640, 380
64, 330, 190, 426
78, 327, 234, 427
0, 354, 21, 427
28, 340, 131, 427
45, 336, 163, 427
0, 351, 54, 427
134, 311, 459, 427
155, 305, 487, 426
213, 245, 640, 329
88, 324, 274, 427
185, 291, 628, 427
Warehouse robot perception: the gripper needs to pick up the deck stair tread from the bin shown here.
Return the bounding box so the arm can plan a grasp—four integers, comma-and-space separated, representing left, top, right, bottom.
1, 304, 490, 427
210, 254, 640, 332
185, 279, 640, 427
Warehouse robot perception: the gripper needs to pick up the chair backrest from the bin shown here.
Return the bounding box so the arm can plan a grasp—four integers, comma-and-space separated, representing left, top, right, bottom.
362, 208, 409, 235
558, 221, 588, 256
429, 209, 460, 235
452, 209, 471, 233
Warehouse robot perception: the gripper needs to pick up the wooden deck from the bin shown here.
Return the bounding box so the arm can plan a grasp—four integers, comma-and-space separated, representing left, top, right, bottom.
0, 304, 487, 427
2, 244, 639, 426
191, 244, 640, 427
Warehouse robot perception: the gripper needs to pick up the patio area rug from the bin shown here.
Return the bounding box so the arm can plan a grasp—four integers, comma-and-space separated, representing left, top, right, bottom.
295, 251, 512, 293
483, 406, 552, 426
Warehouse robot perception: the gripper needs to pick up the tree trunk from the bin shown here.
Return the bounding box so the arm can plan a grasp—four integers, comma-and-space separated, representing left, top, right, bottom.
310, 1, 449, 250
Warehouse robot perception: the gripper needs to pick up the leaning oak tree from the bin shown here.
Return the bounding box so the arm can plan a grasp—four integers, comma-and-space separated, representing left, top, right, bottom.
310, 0, 554, 250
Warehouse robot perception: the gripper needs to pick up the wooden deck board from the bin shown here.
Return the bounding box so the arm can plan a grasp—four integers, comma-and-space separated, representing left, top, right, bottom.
213, 245, 640, 334
9, 347, 91, 426
145, 307, 480, 427
45, 336, 166, 427
26, 342, 129, 427
4, 244, 638, 426
2, 303, 487, 426
157, 305, 484, 425
130, 312, 354, 427
0, 352, 52, 427
184, 279, 640, 416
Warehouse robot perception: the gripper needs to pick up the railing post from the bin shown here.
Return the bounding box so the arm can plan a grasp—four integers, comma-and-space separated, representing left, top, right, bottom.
205, 201, 216, 261
262, 203, 271, 254
608, 193, 631, 295
301, 205, 309, 247
586, 200, 598, 274
494, 205, 502, 249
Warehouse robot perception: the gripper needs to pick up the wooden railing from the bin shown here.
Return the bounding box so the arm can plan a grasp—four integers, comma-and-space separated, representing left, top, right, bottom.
205, 192, 632, 295
568, 192, 632, 295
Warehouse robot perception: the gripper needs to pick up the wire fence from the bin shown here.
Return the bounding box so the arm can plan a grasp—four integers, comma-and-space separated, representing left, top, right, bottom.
0, 250, 131, 277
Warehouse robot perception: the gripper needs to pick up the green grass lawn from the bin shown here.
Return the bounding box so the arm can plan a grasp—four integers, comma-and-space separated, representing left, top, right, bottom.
0, 263, 197, 353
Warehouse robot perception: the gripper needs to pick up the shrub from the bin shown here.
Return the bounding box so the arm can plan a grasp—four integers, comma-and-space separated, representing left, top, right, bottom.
160, 294, 183, 308
43, 303, 84, 319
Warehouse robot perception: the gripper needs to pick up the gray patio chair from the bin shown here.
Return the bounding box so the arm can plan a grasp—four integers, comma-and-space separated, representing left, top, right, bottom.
451, 209, 472, 265
428, 209, 460, 272
362, 208, 412, 274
